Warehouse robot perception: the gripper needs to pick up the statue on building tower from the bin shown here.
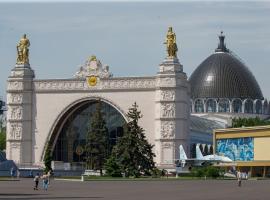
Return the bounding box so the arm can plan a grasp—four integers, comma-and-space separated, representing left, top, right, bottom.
16, 34, 30, 65
164, 27, 178, 58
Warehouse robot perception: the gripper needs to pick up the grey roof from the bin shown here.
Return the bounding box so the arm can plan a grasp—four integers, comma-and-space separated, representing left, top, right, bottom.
190, 115, 225, 134
189, 33, 263, 100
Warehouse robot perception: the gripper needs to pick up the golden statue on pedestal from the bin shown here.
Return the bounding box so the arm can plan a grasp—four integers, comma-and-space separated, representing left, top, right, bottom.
16, 34, 30, 64
164, 27, 178, 58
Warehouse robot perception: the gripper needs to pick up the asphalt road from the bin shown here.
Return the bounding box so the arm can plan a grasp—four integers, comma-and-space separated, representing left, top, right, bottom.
0, 178, 269, 200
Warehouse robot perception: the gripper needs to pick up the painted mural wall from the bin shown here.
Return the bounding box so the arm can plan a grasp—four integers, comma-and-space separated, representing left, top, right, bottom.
216, 137, 254, 161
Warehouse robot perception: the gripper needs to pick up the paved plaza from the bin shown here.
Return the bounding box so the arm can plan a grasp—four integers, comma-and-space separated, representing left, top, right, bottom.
0, 178, 269, 200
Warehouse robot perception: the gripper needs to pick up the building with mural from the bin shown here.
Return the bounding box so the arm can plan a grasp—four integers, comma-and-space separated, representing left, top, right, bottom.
214, 126, 270, 177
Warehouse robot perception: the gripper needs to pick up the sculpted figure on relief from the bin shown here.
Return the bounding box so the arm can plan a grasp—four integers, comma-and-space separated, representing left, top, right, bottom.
162, 103, 175, 118
10, 124, 22, 140
161, 121, 175, 139
11, 107, 22, 120
161, 90, 175, 101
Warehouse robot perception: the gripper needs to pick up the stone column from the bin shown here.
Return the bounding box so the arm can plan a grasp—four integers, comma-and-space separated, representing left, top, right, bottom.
229, 101, 233, 113
6, 64, 35, 167
242, 100, 245, 113
155, 57, 190, 169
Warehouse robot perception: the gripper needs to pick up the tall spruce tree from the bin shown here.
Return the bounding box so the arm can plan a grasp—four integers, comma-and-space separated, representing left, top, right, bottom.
0, 128, 6, 151
44, 147, 53, 173
85, 100, 109, 175
106, 102, 155, 177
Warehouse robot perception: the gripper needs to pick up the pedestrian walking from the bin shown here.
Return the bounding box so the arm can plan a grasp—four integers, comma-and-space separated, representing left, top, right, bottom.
47, 170, 52, 185
42, 174, 49, 191
237, 170, 242, 187
33, 173, 40, 190
10, 167, 15, 178
29, 170, 33, 178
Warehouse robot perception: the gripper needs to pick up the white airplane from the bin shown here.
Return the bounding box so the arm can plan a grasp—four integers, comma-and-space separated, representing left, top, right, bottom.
178, 144, 233, 167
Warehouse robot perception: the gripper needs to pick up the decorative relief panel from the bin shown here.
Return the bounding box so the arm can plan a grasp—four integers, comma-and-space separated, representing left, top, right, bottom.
161, 90, 175, 101
9, 94, 23, 104
9, 123, 22, 140
34, 78, 156, 91
158, 77, 176, 87
162, 142, 173, 149
8, 81, 23, 91
101, 78, 155, 90
10, 106, 23, 120
161, 103, 175, 118
10, 142, 20, 149
161, 121, 175, 139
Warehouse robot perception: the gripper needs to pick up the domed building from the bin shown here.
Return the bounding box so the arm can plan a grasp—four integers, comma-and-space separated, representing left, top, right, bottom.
187, 32, 270, 158
189, 32, 269, 125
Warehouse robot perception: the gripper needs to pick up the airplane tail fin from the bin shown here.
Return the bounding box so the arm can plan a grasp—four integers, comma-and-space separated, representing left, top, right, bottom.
179, 145, 187, 160
196, 145, 204, 159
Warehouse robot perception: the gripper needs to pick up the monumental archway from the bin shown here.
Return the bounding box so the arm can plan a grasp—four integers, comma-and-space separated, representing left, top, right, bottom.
7, 43, 190, 169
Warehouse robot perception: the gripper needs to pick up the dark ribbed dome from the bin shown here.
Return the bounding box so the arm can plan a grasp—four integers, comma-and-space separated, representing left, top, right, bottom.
189, 32, 263, 100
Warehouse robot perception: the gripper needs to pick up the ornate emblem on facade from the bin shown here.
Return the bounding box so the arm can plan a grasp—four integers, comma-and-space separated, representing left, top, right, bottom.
87, 76, 97, 87
75, 145, 84, 156
74, 55, 112, 79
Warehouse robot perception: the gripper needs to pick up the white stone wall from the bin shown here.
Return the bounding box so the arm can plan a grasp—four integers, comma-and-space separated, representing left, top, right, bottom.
32, 89, 156, 166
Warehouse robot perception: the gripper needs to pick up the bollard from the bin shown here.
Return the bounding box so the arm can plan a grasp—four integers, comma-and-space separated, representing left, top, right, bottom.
81, 175, 85, 182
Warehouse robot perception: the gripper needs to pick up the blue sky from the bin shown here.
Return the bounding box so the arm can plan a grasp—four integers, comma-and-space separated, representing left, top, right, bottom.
1, 2, 270, 100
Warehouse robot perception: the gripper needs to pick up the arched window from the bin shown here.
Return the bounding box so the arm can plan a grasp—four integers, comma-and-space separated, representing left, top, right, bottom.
195, 99, 204, 113
52, 100, 126, 163
244, 99, 253, 114
218, 99, 230, 112
232, 99, 242, 113
263, 101, 268, 115
255, 100, 262, 114
206, 99, 217, 113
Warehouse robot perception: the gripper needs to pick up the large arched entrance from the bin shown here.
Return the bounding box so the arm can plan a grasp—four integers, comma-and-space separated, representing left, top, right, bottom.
49, 99, 126, 168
